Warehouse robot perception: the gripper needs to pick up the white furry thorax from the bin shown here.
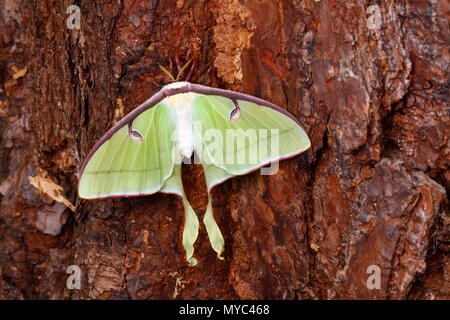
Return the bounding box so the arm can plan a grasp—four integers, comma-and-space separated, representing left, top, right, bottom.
164, 91, 195, 159
162, 81, 190, 90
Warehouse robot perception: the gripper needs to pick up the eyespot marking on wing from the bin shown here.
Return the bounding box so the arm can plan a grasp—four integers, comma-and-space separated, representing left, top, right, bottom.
229, 99, 241, 121
127, 124, 143, 143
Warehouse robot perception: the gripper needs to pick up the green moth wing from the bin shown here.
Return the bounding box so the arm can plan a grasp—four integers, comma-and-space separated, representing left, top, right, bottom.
78, 101, 200, 266
192, 94, 310, 176
160, 164, 199, 266
191, 94, 311, 259
79, 103, 176, 199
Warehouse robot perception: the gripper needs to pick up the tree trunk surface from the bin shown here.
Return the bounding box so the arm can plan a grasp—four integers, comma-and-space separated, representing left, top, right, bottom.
0, 0, 448, 299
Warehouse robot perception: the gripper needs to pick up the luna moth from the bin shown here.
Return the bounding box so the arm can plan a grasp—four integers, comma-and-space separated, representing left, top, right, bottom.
78, 81, 311, 266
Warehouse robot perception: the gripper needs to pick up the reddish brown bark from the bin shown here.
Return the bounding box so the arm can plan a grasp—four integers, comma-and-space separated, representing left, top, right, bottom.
0, 0, 448, 299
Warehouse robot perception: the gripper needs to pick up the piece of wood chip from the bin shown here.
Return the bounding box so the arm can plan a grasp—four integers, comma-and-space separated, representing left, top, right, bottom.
310, 243, 320, 252
11, 65, 27, 80
113, 98, 125, 124
0, 100, 6, 116
28, 175, 76, 212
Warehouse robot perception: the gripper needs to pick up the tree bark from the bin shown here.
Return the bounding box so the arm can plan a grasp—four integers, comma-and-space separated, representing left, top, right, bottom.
0, 0, 448, 299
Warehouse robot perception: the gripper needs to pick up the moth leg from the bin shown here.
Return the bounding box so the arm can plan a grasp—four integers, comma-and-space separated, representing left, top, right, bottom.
184, 59, 196, 82
174, 50, 182, 73
151, 79, 162, 88
169, 57, 174, 75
